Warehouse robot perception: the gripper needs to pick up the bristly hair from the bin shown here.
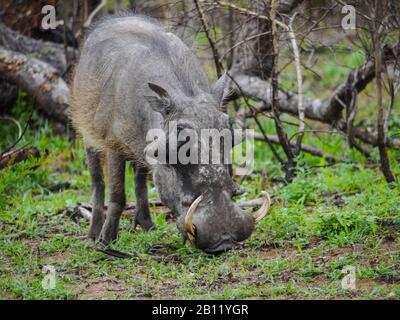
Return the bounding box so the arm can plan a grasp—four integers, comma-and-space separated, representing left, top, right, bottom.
81, 10, 197, 53
78, 11, 208, 97
83, 10, 161, 40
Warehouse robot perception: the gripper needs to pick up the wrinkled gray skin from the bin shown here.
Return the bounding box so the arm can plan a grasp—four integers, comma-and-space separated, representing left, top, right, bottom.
71, 15, 254, 253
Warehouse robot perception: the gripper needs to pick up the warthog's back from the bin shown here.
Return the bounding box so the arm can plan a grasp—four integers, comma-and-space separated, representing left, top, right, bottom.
70, 15, 209, 159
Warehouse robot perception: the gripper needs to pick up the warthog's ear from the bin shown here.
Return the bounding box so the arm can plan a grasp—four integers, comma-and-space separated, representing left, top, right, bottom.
211, 71, 229, 107
146, 83, 175, 117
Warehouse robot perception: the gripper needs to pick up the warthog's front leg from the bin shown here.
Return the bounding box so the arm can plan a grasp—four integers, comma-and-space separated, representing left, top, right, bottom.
132, 163, 155, 231
99, 152, 126, 244
86, 146, 105, 240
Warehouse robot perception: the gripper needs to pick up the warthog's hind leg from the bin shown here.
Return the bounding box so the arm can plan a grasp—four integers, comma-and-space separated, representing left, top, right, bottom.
86, 146, 106, 240
99, 152, 126, 244
132, 163, 155, 231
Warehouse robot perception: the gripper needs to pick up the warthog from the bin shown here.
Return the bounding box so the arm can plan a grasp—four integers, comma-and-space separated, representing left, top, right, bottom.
70, 14, 270, 253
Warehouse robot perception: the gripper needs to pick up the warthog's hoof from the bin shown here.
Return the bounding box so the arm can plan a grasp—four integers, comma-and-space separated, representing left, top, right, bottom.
98, 217, 120, 244
133, 220, 156, 232
87, 210, 105, 240
133, 210, 155, 232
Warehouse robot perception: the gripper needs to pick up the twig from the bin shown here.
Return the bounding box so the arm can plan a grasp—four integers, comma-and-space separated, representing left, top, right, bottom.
96, 247, 134, 259
0, 106, 33, 157
0, 148, 40, 170
210, 0, 288, 29
270, 0, 296, 181
0, 116, 22, 143
76, 196, 269, 220
193, 0, 223, 78
373, 2, 395, 183
84, 0, 107, 28
219, 31, 272, 63
287, 13, 304, 156
229, 74, 285, 165
253, 132, 337, 163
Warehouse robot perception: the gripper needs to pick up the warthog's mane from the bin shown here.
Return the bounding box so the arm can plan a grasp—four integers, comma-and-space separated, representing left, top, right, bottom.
82, 12, 205, 98
84, 11, 162, 40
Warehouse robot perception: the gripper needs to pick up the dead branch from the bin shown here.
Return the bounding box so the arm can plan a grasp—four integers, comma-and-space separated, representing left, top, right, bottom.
232, 73, 400, 148
253, 132, 337, 163
84, 0, 107, 28
230, 74, 286, 165
0, 107, 33, 156
219, 0, 303, 80
0, 148, 40, 169
76, 195, 269, 220
0, 47, 69, 123
79, 198, 164, 213
193, 0, 223, 78
372, 1, 396, 183
287, 13, 305, 155
210, 0, 299, 29
220, 0, 399, 157
234, 48, 380, 123
0, 116, 22, 141
270, 0, 296, 181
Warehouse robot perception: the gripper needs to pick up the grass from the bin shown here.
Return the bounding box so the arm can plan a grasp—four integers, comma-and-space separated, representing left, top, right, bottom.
0, 44, 399, 300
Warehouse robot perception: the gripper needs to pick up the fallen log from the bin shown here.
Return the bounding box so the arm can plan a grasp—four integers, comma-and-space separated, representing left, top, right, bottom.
0, 47, 69, 123
237, 53, 378, 124
233, 73, 400, 149
0, 23, 76, 115
0, 23, 76, 73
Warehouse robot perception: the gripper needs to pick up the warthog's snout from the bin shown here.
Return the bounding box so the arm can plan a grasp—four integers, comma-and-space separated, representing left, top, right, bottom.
182, 191, 271, 254
203, 236, 244, 254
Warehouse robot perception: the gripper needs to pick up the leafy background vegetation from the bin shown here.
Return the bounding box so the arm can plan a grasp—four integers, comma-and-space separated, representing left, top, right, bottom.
0, 37, 399, 300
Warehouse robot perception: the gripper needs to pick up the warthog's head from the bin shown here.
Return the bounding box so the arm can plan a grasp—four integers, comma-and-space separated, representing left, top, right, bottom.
144, 74, 270, 254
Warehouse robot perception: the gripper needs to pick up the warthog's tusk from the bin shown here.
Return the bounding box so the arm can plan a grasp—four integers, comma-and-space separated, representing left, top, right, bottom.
252, 191, 271, 223
184, 195, 203, 243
